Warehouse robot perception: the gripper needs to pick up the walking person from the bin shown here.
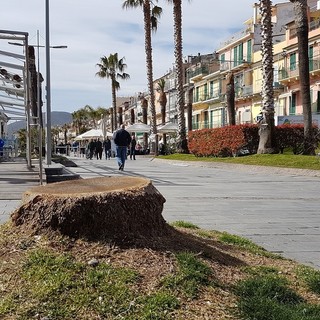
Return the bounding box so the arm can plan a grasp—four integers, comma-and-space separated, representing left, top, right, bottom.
130, 135, 136, 160
88, 139, 96, 160
113, 124, 131, 171
95, 138, 103, 160
103, 137, 112, 160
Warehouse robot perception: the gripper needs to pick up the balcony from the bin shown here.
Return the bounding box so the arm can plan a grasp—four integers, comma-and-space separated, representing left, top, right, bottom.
193, 90, 225, 104
187, 64, 209, 82
220, 58, 251, 73
278, 57, 320, 84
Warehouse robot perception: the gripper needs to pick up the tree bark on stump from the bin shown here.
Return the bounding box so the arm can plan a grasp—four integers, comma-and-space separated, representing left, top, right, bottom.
11, 177, 169, 244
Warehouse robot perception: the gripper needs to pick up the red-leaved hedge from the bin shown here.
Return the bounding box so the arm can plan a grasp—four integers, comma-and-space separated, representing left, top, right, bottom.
188, 124, 319, 157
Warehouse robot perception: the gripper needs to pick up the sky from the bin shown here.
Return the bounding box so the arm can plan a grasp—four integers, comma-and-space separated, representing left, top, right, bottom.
1, 0, 287, 114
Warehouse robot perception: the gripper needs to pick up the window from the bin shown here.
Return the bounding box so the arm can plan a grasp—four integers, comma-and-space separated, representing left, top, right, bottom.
209, 81, 214, 98
289, 93, 296, 115
238, 43, 243, 62
309, 46, 314, 71
247, 39, 252, 62
233, 46, 238, 67
290, 53, 296, 71
204, 83, 208, 100
195, 87, 200, 102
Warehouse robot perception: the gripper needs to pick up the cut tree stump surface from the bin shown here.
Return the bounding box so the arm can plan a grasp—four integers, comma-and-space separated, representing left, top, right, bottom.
11, 176, 169, 243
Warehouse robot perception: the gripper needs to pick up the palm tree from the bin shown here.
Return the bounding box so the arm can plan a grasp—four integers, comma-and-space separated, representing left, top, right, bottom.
96, 53, 130, 131
84, 105, 99, 128
157, 78, 167, 144
257, 0, 277, 154
289, 0, 315, 155
72, 108, 89, 135
122, 0, 162, 155
226, 71, 236, 125
166, 0, 189, 153
157, 78, 167, 125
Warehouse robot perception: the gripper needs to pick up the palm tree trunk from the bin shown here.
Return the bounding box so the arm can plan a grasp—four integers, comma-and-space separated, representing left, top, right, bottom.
257, 0, 277, 154
226, 72, 236, 125
111, 78, 117, 131
290, 0, 315, 154
143, 1, 158, 155
173, 0, 188, 153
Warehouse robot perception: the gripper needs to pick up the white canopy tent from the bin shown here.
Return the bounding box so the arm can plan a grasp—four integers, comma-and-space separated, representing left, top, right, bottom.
75, 128, 113, 141
158, 122, 178, 133
126, 123, 151, 133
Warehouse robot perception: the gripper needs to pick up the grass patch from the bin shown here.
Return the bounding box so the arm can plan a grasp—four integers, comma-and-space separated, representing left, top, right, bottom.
234, 275, 320, 320
214, 230, 282, 259
159, 153, 320, 170
296, 265, 320, 295
161, 251, 212, 298
1, 249, 140, 319
1, 225, 320, 319
170, 220, 199, 229
242, 265, 280, 277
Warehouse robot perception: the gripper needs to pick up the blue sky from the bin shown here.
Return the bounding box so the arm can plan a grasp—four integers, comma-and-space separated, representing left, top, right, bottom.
2, 0, 286, 114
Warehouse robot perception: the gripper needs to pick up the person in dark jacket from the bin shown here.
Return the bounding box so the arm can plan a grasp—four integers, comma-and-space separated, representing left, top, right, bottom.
95, 138, 103, 160
103, 137, 112, 159
113, 124, 131, 171
130, 135, 137, 160
88, 139, 96, 160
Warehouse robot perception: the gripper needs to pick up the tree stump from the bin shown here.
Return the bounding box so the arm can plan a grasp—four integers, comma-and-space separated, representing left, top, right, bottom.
11, 176, 169, 243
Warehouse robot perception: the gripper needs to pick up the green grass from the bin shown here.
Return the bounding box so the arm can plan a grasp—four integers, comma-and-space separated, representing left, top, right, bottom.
0, 249, 214, 319
161, 251, 212, 298
235, 275, 320, 320
296, 265, 320, 295
159, 153, 320, 170
170, 220, 200, 229
212, 230, 282, 259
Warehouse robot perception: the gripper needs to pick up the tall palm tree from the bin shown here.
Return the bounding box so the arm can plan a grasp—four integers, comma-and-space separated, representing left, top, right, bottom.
122, 0, 162, 155
290, 0, 315, 155
157, 78, 167, 125
166, 0, 190, 153
157, 78, 167, 144
226, 71, 236, 125
72, 109, 88, 135
257, 0, 277, 154
84, 105, 99, 128
96, 53, 130, 131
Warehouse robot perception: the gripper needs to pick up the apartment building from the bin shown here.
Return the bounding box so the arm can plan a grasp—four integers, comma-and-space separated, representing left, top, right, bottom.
188, 1, 295, 130
120, 0, 320, 134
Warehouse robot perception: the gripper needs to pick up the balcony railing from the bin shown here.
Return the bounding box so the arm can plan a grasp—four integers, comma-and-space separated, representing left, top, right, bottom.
187, 64, 209, 82
278, 57, 320, 82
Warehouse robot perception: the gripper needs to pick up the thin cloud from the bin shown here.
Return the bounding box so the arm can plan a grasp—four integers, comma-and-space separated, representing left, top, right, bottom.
1, 0, 287, 112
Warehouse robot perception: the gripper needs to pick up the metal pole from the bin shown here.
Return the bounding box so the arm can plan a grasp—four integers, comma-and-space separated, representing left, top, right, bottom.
37, 31, 43, 184
45, 0, 52, 165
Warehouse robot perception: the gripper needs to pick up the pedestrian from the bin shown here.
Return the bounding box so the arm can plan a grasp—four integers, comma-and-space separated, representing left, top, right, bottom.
130, 135, 136, 160
113, 124, 131, 171
95, 138, 103, 160
103, 137, 112, 160
88, 139, 96, 160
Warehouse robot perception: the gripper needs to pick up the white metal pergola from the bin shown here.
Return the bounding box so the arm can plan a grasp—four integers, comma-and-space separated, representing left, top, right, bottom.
0, 30, 33, 168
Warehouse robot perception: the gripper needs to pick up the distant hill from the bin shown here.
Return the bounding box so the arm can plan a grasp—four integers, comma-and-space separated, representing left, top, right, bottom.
7, 111, 72, 136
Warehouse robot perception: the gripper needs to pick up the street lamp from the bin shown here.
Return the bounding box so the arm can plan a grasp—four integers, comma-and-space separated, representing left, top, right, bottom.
45, 0, 68, 165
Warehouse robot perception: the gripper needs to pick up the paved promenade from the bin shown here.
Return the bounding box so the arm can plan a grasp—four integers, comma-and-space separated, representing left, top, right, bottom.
1, 155, 320, 269
0, 158, 40, 223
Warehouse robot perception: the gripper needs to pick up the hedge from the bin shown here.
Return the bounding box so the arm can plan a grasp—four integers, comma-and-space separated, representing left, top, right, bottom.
188, 124, 319, 157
